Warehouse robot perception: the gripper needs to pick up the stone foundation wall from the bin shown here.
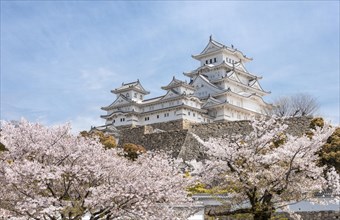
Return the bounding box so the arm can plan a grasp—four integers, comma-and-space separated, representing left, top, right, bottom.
146, 119, 192, 131
188, 116, 313, 141
281, 211, 340, 220
115, 119, 192, 132
117, 117, 314, 160
118, 126, 189, 158
207, 211, 340, 220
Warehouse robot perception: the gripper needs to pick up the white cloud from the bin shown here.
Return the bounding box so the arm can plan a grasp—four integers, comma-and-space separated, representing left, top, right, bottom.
1, 1, 338, 130
70, 115, 104, 134
80, 67, 117, 90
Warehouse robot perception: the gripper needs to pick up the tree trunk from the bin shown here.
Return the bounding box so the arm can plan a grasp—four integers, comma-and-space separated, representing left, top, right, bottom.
253, 211, 272, 220
252, 189, 273, 220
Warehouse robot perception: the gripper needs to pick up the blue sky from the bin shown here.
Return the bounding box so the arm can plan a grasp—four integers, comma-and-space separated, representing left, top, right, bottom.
1, 1, 339, 132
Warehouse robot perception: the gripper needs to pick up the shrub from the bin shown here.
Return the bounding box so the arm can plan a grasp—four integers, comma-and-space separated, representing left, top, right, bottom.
80, 130, 116, 149
123, 143, 146, 160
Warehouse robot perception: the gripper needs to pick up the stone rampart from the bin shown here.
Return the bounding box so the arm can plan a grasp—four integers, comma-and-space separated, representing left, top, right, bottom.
117, 117, 314, 160
281, 211, 340, 220
211, 211, 340, 220
189, 116, 313, 140
119, 127, 188, 158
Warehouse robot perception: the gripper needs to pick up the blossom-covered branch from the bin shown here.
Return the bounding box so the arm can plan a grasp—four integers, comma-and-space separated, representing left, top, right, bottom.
0, 120, 197, 219
192, 117, 339, 220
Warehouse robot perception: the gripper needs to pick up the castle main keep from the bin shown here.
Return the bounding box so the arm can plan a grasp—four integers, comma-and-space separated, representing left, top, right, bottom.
100, 36, 271, 128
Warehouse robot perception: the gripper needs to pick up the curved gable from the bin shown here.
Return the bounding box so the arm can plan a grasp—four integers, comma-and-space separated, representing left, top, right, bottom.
101, 95, 131, 110
249, 79, 265, 92
202, 96, 223, 108
192, 75, 222, 98
160, 90, 180, 100
227, 71, 242, 83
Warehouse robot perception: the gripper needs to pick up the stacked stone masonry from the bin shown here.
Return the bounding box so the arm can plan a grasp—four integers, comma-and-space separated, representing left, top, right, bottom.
116, 117, 339, 218
118, 117, 314, 161
208, 211, 340, 220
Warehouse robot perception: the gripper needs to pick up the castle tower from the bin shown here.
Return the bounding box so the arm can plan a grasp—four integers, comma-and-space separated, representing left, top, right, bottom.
111, 80, 150, 103
100, 36, 271, 127
184, 36, 271, 121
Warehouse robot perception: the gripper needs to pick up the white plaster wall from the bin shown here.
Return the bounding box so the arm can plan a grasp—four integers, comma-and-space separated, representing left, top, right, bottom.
199, 55, 220, 66
112, 116, 130, 127
187, 209, 204, 220
237, 74, 249, 85
192, 80, 219, 98
183, 109, 205, 123
222, 53, 239, 64
243, 99, 261, 113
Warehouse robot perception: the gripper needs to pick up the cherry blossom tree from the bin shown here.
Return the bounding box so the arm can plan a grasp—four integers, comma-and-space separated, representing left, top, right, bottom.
0, 120, 196, 220
192, 117, 339, 220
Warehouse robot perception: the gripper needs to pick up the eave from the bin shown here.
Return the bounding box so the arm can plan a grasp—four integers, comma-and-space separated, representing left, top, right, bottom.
161, 83, 195, 91
212, 78, 269, 96
212, 90, 271, 106
111, 87, 150, 95
192, 46, 252, 63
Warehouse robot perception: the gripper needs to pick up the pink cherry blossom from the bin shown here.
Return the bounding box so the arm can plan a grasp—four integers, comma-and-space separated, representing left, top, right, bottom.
192, 117, 339, 220
0, 119, 196, 219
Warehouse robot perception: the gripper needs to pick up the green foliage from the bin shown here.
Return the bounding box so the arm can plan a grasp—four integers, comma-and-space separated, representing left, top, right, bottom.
0, 142, 7, 152
187, 182, 211, 194
122, 143, 146, 160
187, 182, 237, 195
309, 117, 325, 130
80, 130, 117, 149
319, 127, 340, 172
205, 213, 253, 220
306, 117, 325, 139
271, 133, 287, 148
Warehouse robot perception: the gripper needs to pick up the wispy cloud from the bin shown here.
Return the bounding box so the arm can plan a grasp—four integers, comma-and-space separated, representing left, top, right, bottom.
1, 1, 339, 128
70, 115, 104, 134
80, 67, 117, 90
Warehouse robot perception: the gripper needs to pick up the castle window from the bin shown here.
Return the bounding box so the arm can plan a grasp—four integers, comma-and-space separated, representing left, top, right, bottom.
140, 95, 142, 99
145, 117, 150, 121
210, 59, 212, 64
214, 58, 217, 62
164, 113, 169, 117
205, 60, 208, 64
157, 115, 159, 119
193, 113, 196, 117
188, 112, 191, 116
134, 93, 137, 98
113, 120, 115, 123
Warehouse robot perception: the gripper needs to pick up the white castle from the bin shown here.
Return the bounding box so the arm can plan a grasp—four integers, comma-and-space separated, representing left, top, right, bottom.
101, 36, 271, 127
